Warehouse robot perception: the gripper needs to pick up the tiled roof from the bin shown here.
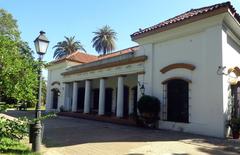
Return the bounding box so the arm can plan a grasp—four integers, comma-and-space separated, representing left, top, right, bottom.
131, 1, 240, 40
49, 46, 139, 65
97, 46, 139, 60
50, 51, 98, 64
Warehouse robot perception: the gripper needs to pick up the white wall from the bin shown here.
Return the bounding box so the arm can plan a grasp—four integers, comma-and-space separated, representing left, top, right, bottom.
135, 19, 225, 137
46, 61, 81, 111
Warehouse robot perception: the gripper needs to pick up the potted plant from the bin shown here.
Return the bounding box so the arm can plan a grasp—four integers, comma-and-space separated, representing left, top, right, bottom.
227, 117, 240, 139
137, 95, 160, 128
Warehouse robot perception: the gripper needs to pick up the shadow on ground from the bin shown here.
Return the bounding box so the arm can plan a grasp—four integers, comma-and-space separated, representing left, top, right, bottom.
4, 110, 240, 155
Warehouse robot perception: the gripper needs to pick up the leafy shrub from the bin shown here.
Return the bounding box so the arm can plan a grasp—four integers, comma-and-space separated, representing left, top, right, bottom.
138, 95, 160, 115
26, 100, 35, 108
0, 113, 55, 154
0, 104, 8, 112
0, 117, 28, 140
0, 113, 56, 141
137, 95, 161, 127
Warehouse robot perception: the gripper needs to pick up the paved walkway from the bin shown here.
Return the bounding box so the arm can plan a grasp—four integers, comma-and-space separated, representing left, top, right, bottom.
4, 110, 240, 155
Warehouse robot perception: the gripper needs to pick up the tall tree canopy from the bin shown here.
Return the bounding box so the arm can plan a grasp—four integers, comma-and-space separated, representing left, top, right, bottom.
0, 9, 38, 105
92, 25, 117, 55
0, 9, 20, 41
53, 36, 86, 59
0, 36, 38, 103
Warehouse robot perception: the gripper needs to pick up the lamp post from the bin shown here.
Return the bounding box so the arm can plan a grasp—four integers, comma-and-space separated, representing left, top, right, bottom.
32, 31, 49, 152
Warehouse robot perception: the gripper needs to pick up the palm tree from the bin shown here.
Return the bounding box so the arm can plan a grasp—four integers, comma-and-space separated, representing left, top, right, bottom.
92, 25, 117, 55
53, 36, 86, 59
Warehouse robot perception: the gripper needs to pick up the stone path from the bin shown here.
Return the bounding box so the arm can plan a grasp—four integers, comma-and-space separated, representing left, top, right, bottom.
4, 110, 240, 155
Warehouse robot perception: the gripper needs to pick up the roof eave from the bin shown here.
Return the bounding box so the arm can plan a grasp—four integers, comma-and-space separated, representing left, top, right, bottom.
61, 55, 147, 76
46, 59, 83, 68
131, 7, 228, 41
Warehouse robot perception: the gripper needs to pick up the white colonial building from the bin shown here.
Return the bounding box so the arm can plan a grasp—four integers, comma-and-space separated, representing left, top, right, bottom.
46, 2, 240, 138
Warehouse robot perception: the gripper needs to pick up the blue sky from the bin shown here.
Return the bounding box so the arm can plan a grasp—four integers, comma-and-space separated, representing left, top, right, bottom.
1, 0, 240, 63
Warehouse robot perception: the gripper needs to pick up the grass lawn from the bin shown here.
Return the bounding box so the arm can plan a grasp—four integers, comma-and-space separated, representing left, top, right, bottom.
27, 106, 45, 111
5, 106, 46, 111
0, 137, 40, 155
2, 102, 46, 111
0, 111, 44, 155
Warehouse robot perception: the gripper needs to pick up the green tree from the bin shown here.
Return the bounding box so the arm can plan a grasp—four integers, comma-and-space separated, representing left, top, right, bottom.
53, 36, 86, 59
0, 36, 38, 104
41, 78, 47, 105
0, 9, 38, 106
18, 41, 34, 59
0, 9, 34, 59
92, 25, 117, 55
0, 9, 20, 41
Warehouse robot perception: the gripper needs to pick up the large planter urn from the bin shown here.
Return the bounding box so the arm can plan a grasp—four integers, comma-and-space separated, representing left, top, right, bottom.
228, 118, 240, 139
232, 130, 240, 139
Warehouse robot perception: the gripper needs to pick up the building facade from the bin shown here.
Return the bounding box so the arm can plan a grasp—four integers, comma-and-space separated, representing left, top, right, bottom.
46, 2, 240, 138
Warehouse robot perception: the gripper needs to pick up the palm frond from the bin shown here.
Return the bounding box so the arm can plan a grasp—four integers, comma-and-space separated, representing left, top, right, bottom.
92, 25, 117, 55
53, 36, 86, 59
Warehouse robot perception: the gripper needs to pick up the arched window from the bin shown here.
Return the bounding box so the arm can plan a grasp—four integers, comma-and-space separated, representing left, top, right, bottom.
162, 78, 190, 123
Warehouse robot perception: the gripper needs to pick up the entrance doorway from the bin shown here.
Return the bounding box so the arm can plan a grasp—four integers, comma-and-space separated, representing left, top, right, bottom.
77, 88, 85, 111
92, 88, 99, 113
52, 89, 59, 109
105, 88, 113, 116
167, 79, 189, 123
123, 86, 129, 117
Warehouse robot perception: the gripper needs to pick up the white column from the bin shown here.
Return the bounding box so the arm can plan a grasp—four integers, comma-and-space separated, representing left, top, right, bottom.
116, 76, 124, 117
84, 80, 91, 113
98, 78, 105, 115
45, 86, 52, 111
72, 82, 78, 112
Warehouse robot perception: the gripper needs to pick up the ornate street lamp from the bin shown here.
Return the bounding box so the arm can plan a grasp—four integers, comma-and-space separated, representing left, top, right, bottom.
34, 31, 49, 55
138, 81, 145, 95
32, 31, 49, 152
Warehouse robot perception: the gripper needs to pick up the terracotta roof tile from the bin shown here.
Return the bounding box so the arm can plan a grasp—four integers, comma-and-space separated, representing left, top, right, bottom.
67, 52, 98, 63
50, 51, 98, 64
97, 46, 139, 60
49, 46, 139, 65
131, 1, 240, 40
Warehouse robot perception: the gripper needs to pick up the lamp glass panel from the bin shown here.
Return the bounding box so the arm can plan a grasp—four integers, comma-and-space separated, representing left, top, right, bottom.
38, 41, 49, 54
34, 41, 40, 53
